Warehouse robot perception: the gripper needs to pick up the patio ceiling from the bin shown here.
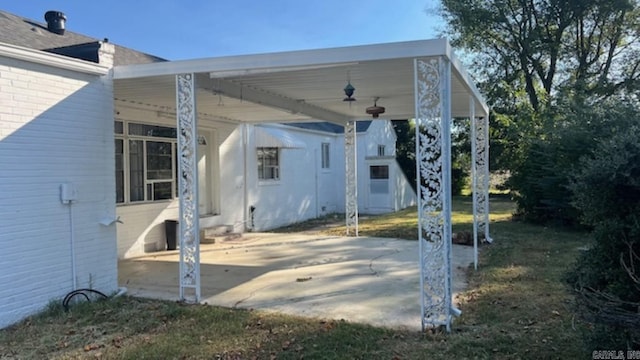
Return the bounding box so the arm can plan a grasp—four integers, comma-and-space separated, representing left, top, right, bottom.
112, 39, 488, 125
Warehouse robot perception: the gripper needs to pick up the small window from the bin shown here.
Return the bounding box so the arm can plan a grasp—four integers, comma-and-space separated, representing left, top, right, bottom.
377, 145, 386, 157
321, 143, 330, 169
370, 165, 389, 194
129, 123, 177, 138
114, 121, 124, 135
115, 139, 124, 203
370, 165, 389, 179
257, 147, 279, 180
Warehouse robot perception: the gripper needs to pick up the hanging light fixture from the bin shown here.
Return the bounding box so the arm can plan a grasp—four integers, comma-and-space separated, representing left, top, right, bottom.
343, 81, 356, 102
366, 97, 385, 118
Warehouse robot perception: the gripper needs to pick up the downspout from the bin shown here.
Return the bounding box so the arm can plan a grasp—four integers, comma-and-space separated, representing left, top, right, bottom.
60, 183, 78, 291
68, 203, 77, 290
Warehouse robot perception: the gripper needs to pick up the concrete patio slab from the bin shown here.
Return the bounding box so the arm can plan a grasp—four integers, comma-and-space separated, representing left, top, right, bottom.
118, 233, 475, 330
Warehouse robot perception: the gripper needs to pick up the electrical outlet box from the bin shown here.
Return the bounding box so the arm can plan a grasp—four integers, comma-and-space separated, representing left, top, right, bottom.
60, 183, 77, 204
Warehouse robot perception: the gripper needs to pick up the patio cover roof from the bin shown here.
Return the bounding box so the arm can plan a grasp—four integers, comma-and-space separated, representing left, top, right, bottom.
112, 39, 488, 125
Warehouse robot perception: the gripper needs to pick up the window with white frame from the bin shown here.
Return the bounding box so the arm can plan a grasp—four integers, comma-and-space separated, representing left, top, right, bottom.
115, 121, 178, 204
377, 144, 386, 157
257, 147, 279, 180
321, 142, 330, 169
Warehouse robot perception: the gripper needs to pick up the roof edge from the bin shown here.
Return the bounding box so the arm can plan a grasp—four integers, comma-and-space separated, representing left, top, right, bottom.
0, 41, 109, 75
113, 39, 449, 80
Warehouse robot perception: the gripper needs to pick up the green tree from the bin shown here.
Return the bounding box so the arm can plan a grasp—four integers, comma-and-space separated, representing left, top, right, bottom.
438, 0, 640, 221
392, 120, 416, 192
392, 119, 470, 196
567, 123, 640, 349
440, 0, 640, 112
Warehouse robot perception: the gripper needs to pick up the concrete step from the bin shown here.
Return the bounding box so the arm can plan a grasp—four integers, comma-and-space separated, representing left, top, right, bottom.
200, 225, 235, 244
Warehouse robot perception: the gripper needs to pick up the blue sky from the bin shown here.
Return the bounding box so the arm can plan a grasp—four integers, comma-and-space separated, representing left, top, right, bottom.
3, 1, 443, 60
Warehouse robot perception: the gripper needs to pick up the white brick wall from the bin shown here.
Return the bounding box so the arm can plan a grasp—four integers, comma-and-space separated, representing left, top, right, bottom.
0, 56, 117, 328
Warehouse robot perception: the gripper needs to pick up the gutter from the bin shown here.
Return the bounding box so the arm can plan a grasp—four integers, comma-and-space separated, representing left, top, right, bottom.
0, 42, 110, 76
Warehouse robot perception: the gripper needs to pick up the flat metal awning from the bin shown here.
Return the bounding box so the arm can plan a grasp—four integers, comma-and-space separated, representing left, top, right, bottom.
254, 126, 306, 148
112, 39, 489, 125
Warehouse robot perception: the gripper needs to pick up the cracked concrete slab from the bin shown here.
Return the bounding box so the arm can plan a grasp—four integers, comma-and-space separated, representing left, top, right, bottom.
118, 233, 475, 330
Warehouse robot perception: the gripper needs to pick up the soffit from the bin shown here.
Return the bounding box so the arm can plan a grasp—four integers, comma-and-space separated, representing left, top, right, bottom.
113, 40, 488, 125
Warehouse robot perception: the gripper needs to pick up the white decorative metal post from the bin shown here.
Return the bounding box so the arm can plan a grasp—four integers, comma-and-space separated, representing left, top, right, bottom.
176, 73, 201, 302
472, 111, 492, 251
415, 57, 455, 331
470, 98, 479, 270
345, 120, 358, 236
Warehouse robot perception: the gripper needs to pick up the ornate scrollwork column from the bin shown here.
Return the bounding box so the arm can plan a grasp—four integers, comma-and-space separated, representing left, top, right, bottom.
176, 73, 201, 302
473, 113, 491, 246
414, 57, 453, 331
470, 98, 479, 270
345, 120, 358, 236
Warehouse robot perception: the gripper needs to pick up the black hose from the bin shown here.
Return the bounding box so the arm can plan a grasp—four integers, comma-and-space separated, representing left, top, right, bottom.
62, 288, 108, 311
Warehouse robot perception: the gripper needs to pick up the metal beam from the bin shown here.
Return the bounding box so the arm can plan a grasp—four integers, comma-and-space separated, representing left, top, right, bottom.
176, 73, 201, 302
198, 75, 350, 125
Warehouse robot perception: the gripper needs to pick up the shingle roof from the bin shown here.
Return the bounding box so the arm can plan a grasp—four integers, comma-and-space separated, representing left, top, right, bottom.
284, 121, 372, 134
0, 10, 165, 66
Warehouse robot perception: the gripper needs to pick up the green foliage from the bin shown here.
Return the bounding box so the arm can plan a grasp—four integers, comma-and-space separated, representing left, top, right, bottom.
392, 119, 470, 196
439, 0, 640, 175
566, 126, 640, 349
508, 100, 639, 225
392, 120, 416, 192
440, 0, 640, 112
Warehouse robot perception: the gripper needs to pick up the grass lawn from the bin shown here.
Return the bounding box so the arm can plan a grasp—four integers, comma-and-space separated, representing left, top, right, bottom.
0, 196, 591, 359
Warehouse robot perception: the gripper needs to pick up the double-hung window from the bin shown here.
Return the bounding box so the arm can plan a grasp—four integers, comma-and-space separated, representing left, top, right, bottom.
115, 121, 178, 204
257, 147, 279, 180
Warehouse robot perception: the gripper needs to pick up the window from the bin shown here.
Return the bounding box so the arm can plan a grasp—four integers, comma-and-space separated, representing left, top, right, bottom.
370, 165, 389, 179
257, 147, 279, 180
321, 142, 330, 169
377, 145, 386, 157
370, 165, 389, 194
115, 139, 124, 203
115, 121, 177, 204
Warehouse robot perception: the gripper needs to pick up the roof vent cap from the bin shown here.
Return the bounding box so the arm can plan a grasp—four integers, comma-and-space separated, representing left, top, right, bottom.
44, 11, 66, 35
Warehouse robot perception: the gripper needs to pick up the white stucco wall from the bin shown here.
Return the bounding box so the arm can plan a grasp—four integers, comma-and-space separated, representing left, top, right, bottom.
355, 120, 416, 214
0, 55, 116, 328
114, 117, 415, 257
246, 125, 345, 231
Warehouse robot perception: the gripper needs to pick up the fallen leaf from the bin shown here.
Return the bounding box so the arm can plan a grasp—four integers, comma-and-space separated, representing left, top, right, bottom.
84, 343, 99, 352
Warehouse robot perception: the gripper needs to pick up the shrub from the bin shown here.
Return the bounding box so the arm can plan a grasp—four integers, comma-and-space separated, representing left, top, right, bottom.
567, 125, 640, 350
509, 101, 639, 225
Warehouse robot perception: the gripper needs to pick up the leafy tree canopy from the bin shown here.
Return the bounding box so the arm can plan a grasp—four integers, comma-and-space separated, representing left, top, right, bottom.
440, 0, 640, 112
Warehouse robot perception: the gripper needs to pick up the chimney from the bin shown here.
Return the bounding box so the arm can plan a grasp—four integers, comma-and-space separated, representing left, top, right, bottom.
44, 11, 66, 35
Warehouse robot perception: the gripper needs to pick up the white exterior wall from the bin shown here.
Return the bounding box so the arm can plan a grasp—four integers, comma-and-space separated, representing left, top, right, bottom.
0, 55, 116, 328
356, 120, 416, 214
246, 124, 344, 231
115, 116, 414, 257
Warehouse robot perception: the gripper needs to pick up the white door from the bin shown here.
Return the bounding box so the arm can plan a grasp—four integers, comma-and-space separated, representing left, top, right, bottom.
368, 164, 390, 211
